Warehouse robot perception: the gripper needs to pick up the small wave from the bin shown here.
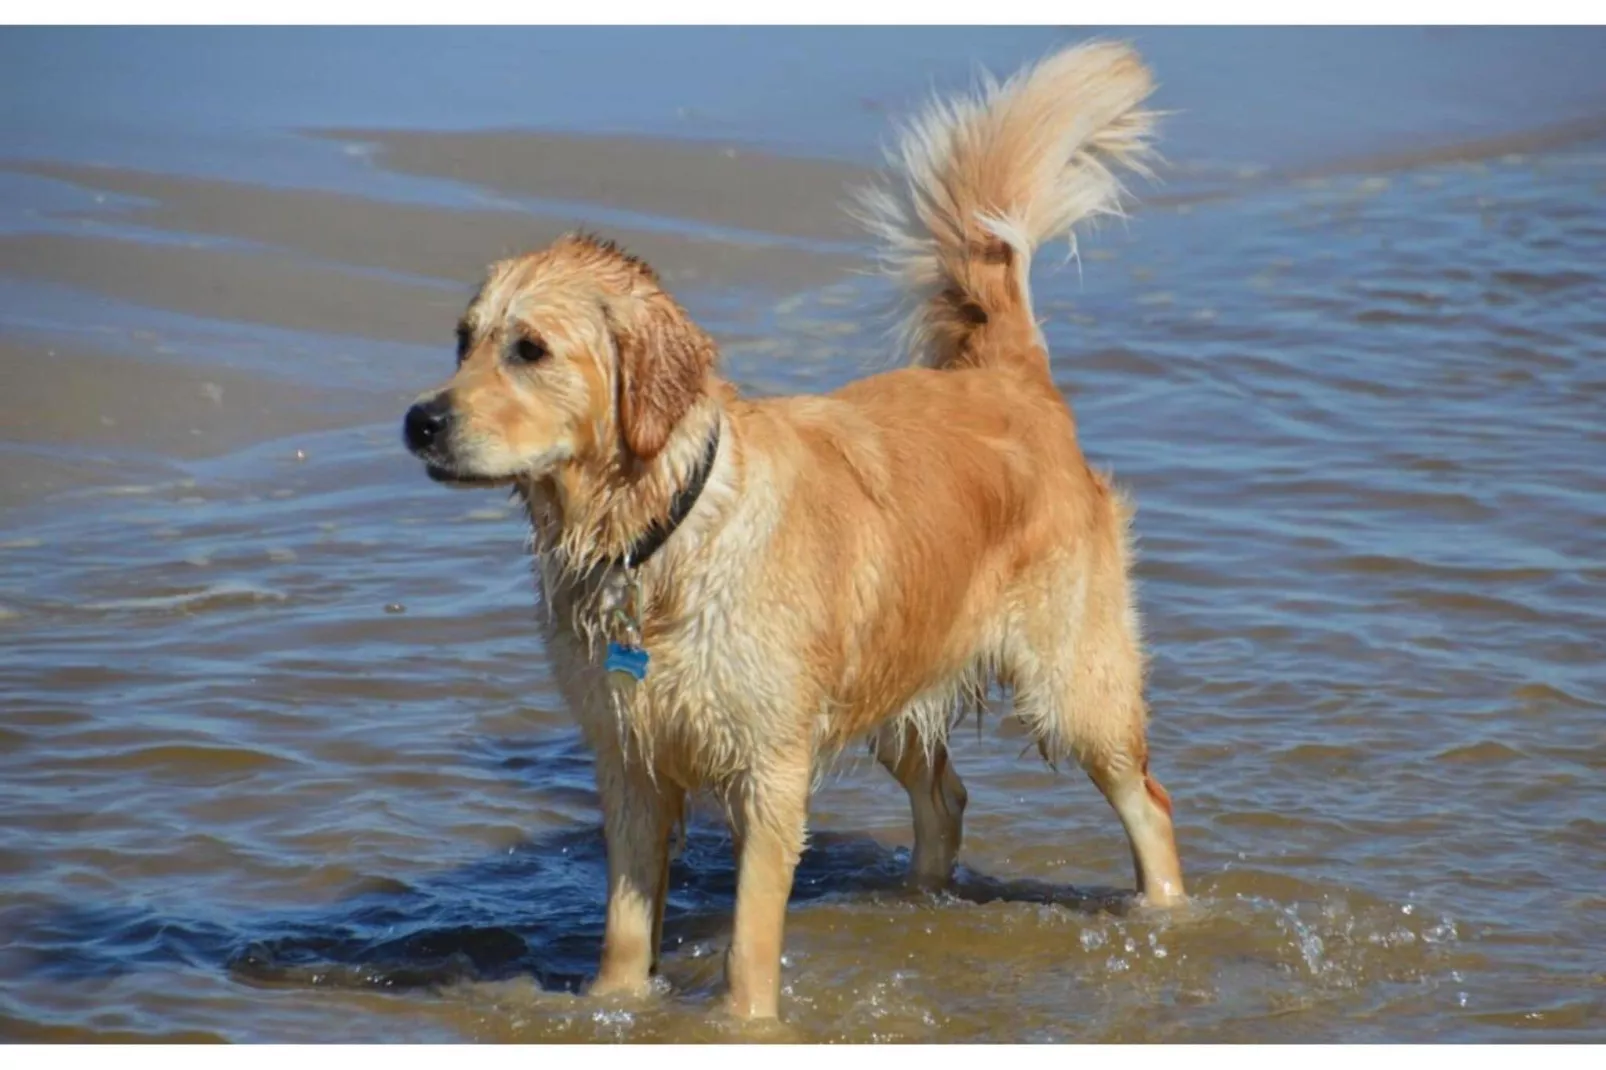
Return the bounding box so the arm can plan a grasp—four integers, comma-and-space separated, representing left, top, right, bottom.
94, 484, 163, 497
1279, 742, 1369, 765
1434, 740, 1527, 764
0, 1015, 228, 1044
1214, 810, 1325, 831
1353, 307, 1441, 326
1511, 682, 1592, 710
79, 583, 287, 615
1399, 588, 1547, 624
1325, 555, 1553, 583
1492, 269, 1596, 294
70, 742, 298, 774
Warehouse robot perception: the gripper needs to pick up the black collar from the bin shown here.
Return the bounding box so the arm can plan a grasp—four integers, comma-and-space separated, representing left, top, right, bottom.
617, 421, 721, 570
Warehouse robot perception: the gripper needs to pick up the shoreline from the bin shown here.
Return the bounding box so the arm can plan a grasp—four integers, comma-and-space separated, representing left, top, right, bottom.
4, 104, 1606, 514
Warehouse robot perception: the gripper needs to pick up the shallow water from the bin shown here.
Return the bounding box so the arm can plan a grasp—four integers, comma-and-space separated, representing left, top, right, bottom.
3, 28, 1605, 1043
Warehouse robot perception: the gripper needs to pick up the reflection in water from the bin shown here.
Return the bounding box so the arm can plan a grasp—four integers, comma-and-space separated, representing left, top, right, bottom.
14, 823, 1128, 997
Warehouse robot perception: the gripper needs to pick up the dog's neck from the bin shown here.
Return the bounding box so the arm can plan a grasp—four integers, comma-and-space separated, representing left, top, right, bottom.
518, 398, 725, 586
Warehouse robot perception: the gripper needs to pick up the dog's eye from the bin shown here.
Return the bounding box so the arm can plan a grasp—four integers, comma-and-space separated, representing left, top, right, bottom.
455, 323, 473, 363
512, 337, 549, 365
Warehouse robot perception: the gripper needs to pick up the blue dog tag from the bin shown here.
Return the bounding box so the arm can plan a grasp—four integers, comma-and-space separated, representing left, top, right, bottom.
605, 641, 650, 682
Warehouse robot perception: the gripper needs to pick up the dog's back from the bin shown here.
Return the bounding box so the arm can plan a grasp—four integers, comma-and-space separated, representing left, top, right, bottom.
737, 43, 1167, 754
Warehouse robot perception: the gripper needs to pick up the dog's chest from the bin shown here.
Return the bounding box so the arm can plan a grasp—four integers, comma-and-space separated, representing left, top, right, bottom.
541, 569, 805, 781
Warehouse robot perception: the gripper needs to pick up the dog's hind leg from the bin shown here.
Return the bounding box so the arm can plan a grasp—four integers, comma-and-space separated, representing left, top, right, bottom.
1081, 728, 1185, 907
1012, 587, 1186, 907
1021, 676, 1184, 905
875, 721, 967, 888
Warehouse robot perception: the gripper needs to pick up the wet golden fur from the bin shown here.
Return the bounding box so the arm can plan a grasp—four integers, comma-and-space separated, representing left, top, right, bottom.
404, 41, 1184, 1020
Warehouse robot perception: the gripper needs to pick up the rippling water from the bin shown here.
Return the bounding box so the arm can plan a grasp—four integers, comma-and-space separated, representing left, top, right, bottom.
3, 28, 1605, 1043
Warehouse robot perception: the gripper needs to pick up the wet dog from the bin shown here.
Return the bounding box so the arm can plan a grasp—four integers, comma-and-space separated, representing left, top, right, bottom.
403, 41, 1184, 1019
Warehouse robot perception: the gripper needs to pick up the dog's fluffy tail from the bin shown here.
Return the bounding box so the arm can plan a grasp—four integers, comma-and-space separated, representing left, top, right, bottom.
854, 41, 1157, 372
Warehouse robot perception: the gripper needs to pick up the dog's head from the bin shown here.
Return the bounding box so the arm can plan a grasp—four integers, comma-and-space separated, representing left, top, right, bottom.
403, 234, 716, 488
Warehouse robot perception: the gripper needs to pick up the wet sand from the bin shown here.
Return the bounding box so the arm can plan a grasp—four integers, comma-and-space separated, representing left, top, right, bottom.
3, 27, 1605, 1043
0, 336, 392, 508
11, 154, 858, 297
319, 128, 871, 244
0, 133, 860, 508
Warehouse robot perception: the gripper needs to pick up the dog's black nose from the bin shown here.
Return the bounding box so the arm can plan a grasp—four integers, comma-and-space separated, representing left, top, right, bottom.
404, 396, 452, 453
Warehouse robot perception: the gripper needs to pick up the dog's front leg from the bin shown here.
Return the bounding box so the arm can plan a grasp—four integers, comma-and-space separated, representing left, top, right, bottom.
724, 753, 810, 1019
591, 751, 683, 997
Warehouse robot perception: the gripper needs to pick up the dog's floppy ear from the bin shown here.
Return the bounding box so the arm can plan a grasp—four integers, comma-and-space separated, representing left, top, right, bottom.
612, 292, 716, 462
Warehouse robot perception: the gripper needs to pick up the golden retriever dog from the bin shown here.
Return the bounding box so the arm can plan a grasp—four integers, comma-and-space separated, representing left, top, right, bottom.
403, 41, 1183, 1019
